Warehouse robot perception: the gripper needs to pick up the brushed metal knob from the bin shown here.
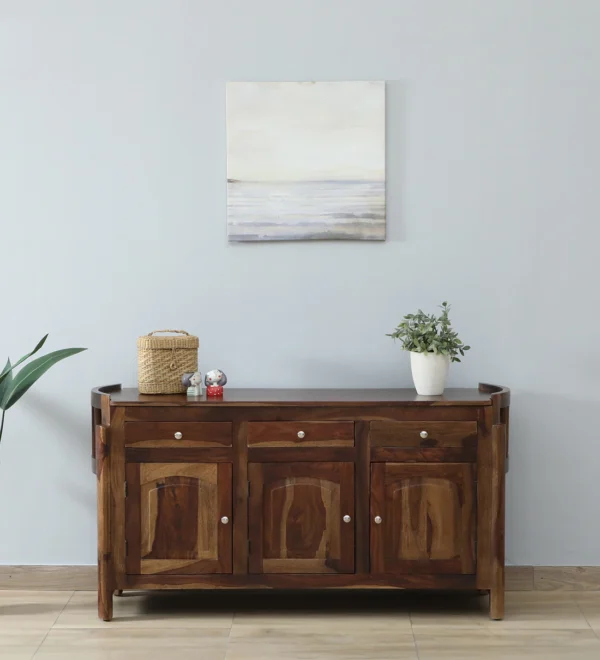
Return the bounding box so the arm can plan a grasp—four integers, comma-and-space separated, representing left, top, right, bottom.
220, 516, 229, 525
343, 515, 351, 523
297, 431, 305, 439
419, 430, 429, 439
374, 516, 382, 524
174, 431, 183, 440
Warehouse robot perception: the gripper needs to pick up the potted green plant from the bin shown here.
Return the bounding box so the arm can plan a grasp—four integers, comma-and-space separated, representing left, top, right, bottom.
0, 335, 86, 444
387, 302, 470, 395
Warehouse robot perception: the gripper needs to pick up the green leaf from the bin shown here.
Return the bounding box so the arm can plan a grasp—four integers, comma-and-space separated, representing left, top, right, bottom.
0, 335, 49, 388
1, 348, 86, 411
0, 359, 13, 408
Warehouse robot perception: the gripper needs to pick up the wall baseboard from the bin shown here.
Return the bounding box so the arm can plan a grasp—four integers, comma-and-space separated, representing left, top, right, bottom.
0, 565, 97, 590
0, 565, 597, 591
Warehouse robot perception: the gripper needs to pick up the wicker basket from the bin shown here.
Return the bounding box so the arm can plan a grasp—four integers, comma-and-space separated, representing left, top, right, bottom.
137, 330, 199, 394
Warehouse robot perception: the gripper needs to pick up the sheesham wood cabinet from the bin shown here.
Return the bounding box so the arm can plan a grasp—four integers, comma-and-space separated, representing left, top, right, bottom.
91, 384, 510, 621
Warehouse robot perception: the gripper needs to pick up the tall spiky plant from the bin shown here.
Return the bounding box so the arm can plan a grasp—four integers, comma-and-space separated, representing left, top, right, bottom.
0, 335, 86, 443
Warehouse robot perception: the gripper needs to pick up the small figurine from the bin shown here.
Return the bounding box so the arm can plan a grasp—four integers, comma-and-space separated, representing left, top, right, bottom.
182, 371, 203, 397
205, 369, 227, 397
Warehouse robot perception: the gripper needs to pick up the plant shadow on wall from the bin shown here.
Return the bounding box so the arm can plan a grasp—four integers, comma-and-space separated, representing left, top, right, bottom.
0, 335, 86, 447
20, 390, 96, 514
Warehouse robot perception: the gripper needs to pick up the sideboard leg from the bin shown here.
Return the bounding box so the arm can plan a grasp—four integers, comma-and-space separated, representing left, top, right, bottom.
489, 423, 506, 621
96, 424, 113, 622
98, 578, 113, 622
114, 590, 124, 597
490, 587, 504, 620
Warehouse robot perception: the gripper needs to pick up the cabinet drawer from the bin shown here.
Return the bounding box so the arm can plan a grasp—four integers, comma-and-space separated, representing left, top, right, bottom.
370, 422, 478, 462
125, 422, 232, 448
248, 422, 354, 447
370, 421, 477, 448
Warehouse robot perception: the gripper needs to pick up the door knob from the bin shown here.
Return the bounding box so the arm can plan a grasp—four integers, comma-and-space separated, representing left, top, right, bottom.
220, 516, 229, 525
374, 516, 382, 524
174, 431, 183, 440
343, 515, 351, 523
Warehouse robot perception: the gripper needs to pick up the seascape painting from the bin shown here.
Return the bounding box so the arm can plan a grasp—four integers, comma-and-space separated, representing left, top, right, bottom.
226, 81, 386, 241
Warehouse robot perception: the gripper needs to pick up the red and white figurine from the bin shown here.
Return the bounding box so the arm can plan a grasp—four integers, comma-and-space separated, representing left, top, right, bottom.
205, 369, 227, 397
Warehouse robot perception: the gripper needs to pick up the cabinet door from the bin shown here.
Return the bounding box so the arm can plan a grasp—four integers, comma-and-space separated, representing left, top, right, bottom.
126, 462, 232, 575
249, 462, 354, 574
371, 463, 475, 575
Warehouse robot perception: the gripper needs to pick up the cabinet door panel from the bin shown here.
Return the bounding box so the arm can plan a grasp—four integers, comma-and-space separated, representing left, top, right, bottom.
126, 462, 232, 575
249, 462, 354, 574
371, 463, 475, 575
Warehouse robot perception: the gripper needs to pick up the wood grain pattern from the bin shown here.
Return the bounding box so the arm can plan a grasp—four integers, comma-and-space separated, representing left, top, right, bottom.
370, 447, 476, 463
490, 423, 506, 620
125, 573, 477, 590
124, 422, 232, 448
479, 382, 511, 409
126, 462, 232, 575
91, 384, 122, 410
249, 462, 354, 575
125, 447, 233, 463
91, 383, 511, 619
534, 567, 600, 591
122, 405, 481, 423
125, 462, 140, 576
476, 406, 493, 590
506, 566, 534, 591
232, 421, 248, 574
371, 463, 476, 575
0, 566, 97, 590
248, 447, 355, 463
0, 565, 580, 591
355, 421, 370, 574
248, 421, 354, 447
107, 388, 495, 407
91, 407, 101, 472
109, 408, 126, 590
370, 421, 477, 448
95, 424, 113, 621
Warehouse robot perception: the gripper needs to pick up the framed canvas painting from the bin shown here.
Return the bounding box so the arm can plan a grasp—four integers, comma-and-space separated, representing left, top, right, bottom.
226, 81, 386, 241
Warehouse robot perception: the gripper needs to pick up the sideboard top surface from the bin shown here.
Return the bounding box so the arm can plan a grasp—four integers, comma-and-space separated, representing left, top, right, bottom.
92, 386, 507, 408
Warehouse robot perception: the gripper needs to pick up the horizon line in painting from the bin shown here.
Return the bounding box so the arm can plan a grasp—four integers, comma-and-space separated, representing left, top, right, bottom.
226, 81, 386, 242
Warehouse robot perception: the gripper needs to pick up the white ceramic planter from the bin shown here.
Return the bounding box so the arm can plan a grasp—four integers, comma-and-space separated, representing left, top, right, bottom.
409, 352, 450, 395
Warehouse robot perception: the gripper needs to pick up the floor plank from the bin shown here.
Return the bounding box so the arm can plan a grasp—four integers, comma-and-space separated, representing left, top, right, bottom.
535, 567, 600, 592
0, 588, 596, 659
0, 590, 73, 630
413, 628, 600, 659
52, 591, 234, 629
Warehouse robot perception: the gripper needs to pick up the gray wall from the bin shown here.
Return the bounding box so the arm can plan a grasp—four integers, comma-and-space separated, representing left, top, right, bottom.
1, 0, 599, 565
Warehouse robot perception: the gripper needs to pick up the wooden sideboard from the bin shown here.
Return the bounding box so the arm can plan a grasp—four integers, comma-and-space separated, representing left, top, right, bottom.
91, 384, 510, 621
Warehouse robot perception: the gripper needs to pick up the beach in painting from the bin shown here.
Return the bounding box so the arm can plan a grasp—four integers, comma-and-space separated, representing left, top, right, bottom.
226, 81, 386, 242
227, 180, 385, 241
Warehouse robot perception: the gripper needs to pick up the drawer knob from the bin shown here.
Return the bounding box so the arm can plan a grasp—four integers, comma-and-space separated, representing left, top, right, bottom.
297, 431, 305, 439
374, 516, 382, 524
419, 430, 429, 439
343, 515, 352, 523
174, 431, 183, 440
220, 516, 229, 525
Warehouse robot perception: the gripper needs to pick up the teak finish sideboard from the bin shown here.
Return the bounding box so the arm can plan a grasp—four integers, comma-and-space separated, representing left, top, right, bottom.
91, 384, 510, 621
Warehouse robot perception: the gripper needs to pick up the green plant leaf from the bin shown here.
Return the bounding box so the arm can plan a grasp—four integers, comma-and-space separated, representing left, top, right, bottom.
0, 359, 13, 409
1, 348, 86, 411
0, 335, 49, 387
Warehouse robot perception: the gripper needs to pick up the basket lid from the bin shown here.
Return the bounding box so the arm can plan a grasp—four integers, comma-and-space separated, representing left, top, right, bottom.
137, 329, 199, 350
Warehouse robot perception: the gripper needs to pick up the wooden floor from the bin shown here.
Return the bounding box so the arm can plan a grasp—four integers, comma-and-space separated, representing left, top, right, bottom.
1, 589, 599, 659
